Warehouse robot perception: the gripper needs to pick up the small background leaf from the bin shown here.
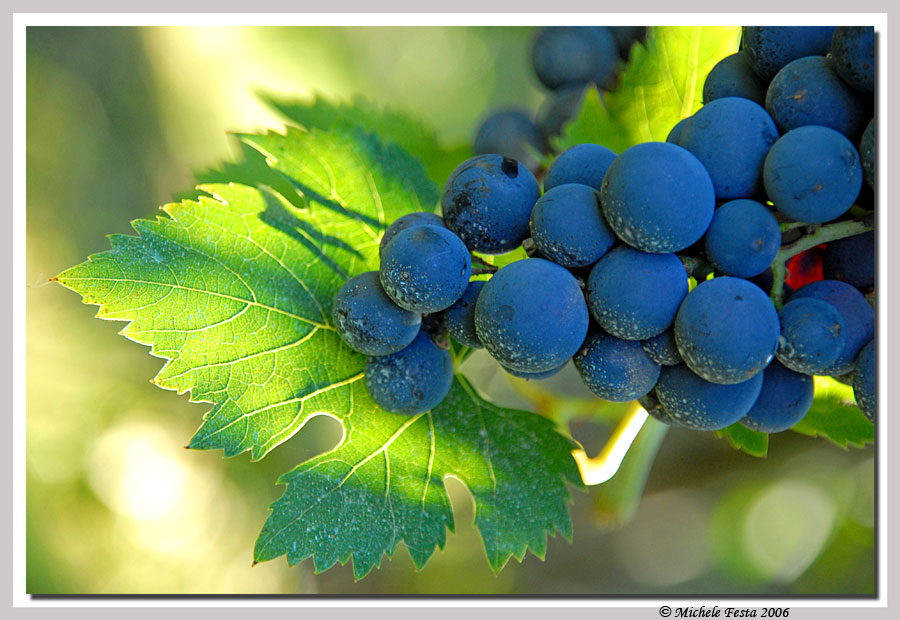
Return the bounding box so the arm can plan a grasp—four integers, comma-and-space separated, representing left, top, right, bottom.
715, 423, 770, 458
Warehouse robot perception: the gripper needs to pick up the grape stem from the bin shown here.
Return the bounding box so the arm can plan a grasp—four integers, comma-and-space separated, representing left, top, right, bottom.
769, 214, 874, 308
470, 255, 498, 275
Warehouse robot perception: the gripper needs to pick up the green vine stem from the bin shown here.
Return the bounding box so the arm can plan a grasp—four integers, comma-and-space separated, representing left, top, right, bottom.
769, 216, 875, 308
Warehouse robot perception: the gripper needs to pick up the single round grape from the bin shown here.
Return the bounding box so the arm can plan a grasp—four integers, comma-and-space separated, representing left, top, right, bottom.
830, 26, 875, 94
379, 211, 445, 257
702, 51, 768, 106
679, 97, 779, 199
740, 359, 815, 432
364, 331, 453, 415
822, 231, 874, 291
474, 258, 589, 373
639, 390, 684, 427
544, 143, 617, 193
790, 279, 874, 376
445, 280, 486, 349
529, 183, 616, 268
655, 364, 765, 431
765, 56, 869, 139
501, 362, 566, 381
600, 142, 715, 253
531, 26, 619, 91
742, 26, 836, 81
860, 118, 875, 191
441, 154, 540, 254
587, 246, 688, 340
473, 108, 543, 172
666, 116, 691, 144
332, 271, 421, 356
704, 199, 781, 278
674, 276, 780, 384
641, 328, 683, 366
763, 125, 863, 223
573, 329, 661, 402
380, 225, 471, 314
852, 339, 875, 421
776, 297, 847, 376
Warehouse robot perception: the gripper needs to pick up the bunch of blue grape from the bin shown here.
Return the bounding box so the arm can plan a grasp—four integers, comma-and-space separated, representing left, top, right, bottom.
333, 25, 877, 429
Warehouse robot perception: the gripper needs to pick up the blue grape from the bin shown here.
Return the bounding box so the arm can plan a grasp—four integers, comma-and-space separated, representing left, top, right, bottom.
790, 279, 874, 376
445, 280, 485, 349
600, 142, 716, 253
474, 258, 589, 373
332, 271, 421, 356
666, 117, 691, 144
586, 246, 688, 340
765, 56, 869, 139
573, 329, 661, 402
702, 51, 768, 106
501, 362, 566, 381
473, 108, 543, 172
823, 231, 874, 291
740, 359, 815, 432
763, 125, 863, 223
860, 118, 875, 191
641, 328, 683, 366
379, 211, 445, 258
441, 154, 540, 254
830, 26, 875, 94
364, 331, 453, 415
531, 26, 619, 91
544, 143, 617, 192
776, 297, 847, 376
679, 97, 779, 199
674, 276, 780, 384
655, 364, 765, 431
380, 225, 471, 314
703, 199, 781, 278
742, 26, 836, 81
529, 183, 616, 268
852, 339, 875, 421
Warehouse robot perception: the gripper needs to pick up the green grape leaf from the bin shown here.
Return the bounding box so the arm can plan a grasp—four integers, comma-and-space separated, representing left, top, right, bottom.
56, 125, 582, 579
715, 423, 769, 458
261, 92, 471, 187
255, 376, 581, 577
791, 377, 875, 449
557, 26, 742, 154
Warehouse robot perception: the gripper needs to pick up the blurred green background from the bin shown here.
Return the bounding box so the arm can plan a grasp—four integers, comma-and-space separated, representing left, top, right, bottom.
26, 26, 875, 595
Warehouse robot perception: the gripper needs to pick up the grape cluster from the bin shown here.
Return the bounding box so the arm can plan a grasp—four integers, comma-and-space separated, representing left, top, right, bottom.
333, 25, 877, 429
